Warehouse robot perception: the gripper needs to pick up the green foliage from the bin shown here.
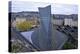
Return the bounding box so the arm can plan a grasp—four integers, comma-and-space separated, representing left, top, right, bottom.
16, 21, 32, 31
63, 42, 75, 49
11, 42, 22, 52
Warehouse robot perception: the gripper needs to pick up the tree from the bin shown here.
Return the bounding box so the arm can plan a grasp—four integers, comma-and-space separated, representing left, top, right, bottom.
16, 21, 32, 31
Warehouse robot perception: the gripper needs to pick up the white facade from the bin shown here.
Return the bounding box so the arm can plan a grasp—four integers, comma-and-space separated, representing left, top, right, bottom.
16, 17, 26, 23
52, 18, 78, 27
64, 19, 72, 26
71, 20, 78, 27
52, 19, 64, 26
64, 18, 78, 27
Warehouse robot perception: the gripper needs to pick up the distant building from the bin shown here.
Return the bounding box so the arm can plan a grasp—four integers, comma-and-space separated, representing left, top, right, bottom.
12, 16, 38, 28
53, 14, 78, 20
64, 18, 78, 27
52, 14, 78, 27
52, 19, 64, 26
64, 18, 72, 26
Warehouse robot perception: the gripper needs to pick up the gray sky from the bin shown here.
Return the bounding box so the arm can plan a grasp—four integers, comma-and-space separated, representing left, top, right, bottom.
11, 1, 78, 14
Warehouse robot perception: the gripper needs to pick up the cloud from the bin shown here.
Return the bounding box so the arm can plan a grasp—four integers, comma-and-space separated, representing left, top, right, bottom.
11, 1, 78, 14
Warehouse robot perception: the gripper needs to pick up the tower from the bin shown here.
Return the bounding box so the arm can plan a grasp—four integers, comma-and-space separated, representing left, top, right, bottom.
32, 5, 52, 51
